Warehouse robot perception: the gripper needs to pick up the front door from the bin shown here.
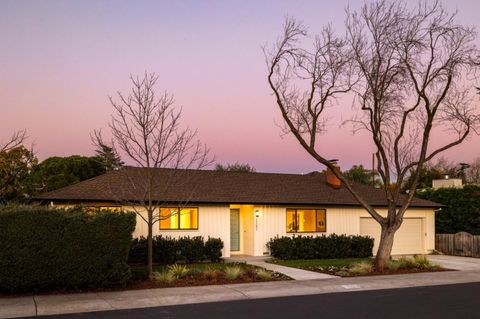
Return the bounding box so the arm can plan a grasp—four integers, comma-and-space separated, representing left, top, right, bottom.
230, 209, 240, 251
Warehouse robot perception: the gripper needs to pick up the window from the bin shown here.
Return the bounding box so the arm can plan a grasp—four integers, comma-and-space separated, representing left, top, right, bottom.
286, 209, 326, 233
160, 207, 198, 230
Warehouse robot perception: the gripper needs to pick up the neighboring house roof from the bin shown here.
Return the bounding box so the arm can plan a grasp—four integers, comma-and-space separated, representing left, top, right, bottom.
34, 166, 442, 208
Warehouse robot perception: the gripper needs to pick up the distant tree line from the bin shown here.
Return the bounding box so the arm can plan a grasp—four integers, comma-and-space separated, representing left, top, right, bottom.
0, 130, 123, 203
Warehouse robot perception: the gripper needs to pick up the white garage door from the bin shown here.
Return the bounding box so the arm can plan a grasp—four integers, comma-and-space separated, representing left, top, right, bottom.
360, 218, 424, 255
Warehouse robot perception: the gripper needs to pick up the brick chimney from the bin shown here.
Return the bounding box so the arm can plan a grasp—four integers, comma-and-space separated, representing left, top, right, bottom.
326, 160, 341, 188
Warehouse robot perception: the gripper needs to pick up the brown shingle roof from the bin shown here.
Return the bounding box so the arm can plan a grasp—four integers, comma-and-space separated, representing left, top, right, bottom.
35, 166, 442, 208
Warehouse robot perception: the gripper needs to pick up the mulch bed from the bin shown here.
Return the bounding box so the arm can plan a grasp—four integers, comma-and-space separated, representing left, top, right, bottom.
128, 274, 289, 290
0, 273, 290, 298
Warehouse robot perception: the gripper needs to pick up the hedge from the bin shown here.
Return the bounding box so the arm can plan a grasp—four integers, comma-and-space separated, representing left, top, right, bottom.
267, 234, 374, 260
128, 236, 224, 264
0, 205, 136, 293
416, 185, 480, 235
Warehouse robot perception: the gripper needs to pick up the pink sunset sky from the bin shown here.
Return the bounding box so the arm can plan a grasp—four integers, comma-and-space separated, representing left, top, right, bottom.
1, 0, 479, 174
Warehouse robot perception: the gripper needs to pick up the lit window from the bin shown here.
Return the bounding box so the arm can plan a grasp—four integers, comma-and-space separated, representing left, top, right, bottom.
160, 207, 198, 230
286, 209, 326, 233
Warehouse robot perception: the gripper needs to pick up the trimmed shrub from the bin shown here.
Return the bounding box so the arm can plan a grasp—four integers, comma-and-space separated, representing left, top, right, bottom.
128, 237, 148, 265
153, 235, 176, 264
176, 236, 205, 262
205, 237, 224, 262
0, 205, 136, 293
128, 235, 224, 264
267, 234, 374, 260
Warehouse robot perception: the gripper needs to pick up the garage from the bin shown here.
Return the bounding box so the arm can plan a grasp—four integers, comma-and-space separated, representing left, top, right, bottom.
360, 217, 425, 255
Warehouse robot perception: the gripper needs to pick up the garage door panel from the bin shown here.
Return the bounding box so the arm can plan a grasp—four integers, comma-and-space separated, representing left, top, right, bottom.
360, 218, 424, 255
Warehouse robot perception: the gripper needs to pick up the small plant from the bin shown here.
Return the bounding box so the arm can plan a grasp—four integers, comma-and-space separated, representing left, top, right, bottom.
349, 260, 373, 275
153, 271, 175, 284
335, 270, 350, 277
386, 259, 401, 271
255, 268, 273, 280
203, 267, 220, 280
413, 255, 431, 269
245, 266, 258, 279
397, 256, 417, 269
188, 268, 203, 277
224, 265, 244, 280
167, 264, 189, 279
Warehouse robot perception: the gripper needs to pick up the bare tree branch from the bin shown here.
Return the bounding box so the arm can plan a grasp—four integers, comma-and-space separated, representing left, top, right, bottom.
1, 130, 28, 152
266, 1, 480, 270
96, 72, 214, 278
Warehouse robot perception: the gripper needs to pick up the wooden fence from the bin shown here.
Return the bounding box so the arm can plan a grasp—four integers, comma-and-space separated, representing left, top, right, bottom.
435, 232, 480, 258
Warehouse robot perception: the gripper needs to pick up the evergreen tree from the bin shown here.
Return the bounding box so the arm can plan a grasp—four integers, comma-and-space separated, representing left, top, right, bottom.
94, 143, 124, 172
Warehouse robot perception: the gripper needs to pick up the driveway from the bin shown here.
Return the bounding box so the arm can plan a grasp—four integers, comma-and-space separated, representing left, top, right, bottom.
428, 255, 480, 271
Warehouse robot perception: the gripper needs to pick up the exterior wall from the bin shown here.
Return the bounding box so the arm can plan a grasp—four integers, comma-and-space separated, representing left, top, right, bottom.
432, 178, 463, 189
253, 206, 435, 256
52, 203, 435, 257
122, 205, 232, 257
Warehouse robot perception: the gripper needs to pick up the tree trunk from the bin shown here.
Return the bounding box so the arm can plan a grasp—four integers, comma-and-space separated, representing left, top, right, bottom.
147, 217, 153, 280
374, 225, 396, 271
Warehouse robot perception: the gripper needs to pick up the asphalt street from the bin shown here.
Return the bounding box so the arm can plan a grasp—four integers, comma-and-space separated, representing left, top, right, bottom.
27, 282, 480, 319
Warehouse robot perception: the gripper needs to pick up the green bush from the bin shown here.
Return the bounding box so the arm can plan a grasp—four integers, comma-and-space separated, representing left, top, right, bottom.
205, 237, 224, 262
0, 205, 136, 293
128, 237, 148, 265
176, 236, 205, 262
128, 235, 224, 264
267, 234, 374, 260
154, 235, 177, 264
416, 185, 480, 235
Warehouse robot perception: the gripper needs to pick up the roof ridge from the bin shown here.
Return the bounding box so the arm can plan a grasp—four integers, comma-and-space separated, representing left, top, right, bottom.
122, 166, 322, 177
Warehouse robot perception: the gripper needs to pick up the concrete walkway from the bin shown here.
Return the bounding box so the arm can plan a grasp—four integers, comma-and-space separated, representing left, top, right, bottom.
2, 269, 480, 318
226, 256, 336, 280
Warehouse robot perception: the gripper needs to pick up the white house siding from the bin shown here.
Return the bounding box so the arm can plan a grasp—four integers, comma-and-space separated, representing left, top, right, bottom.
55, 203, 434, 257
253, 206, 435, 257
128, 205, 231, 258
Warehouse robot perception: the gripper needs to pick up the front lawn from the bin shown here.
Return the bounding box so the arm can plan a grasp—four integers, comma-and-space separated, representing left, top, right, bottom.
269, 256, 448, 277
271, 258, 369, 269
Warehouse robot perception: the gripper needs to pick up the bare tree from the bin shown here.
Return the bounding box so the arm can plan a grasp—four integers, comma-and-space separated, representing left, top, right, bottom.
266, 1, 480, 270
1, 130, 27, 152
101, 73, 213, 278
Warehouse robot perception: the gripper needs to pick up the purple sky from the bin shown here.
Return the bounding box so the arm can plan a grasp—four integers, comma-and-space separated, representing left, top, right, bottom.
1, 0, 479, 173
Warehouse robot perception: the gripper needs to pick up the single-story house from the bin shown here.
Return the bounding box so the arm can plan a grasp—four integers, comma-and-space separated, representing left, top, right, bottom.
35, 166, 442, 257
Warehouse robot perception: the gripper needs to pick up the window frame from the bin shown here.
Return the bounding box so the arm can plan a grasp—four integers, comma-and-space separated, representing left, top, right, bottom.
286, 208, 327, 233
159, 207, 199, 230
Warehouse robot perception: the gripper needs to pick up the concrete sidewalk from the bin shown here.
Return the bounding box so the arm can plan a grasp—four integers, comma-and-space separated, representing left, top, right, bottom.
2, 269, 480, 319
226, 256, 337, 280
